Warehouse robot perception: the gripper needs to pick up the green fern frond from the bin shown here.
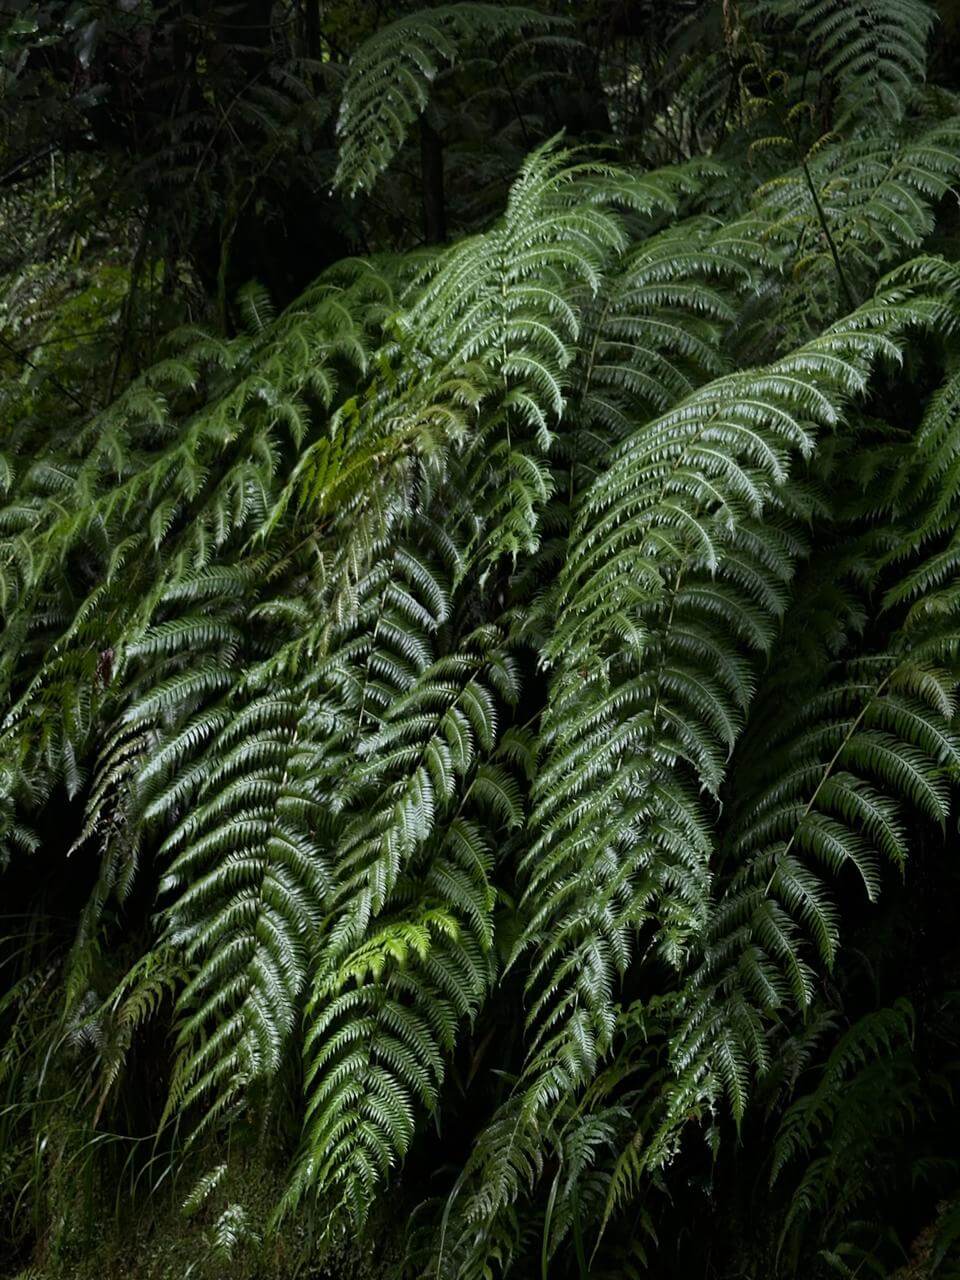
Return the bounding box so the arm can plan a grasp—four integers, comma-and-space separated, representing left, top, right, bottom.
761, 0, 936, 124
334, 5, 564, 196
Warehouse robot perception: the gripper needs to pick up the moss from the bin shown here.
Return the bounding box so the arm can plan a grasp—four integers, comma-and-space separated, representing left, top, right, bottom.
3, 1153, 400, 1280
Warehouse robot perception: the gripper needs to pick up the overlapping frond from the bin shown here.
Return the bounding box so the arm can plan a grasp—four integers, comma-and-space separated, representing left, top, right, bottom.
431, 269, 952, 1277
752, 115, 960, 337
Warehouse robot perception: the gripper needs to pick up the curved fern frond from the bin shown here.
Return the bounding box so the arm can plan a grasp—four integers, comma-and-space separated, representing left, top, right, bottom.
433, 271, 952, 1275
158, 688, 334, 1129
761, 0, 936, 125
334, 4, 564, 196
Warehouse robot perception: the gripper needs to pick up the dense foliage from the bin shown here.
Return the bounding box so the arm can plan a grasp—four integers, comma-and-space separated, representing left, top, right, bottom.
4, 2, 960, 1277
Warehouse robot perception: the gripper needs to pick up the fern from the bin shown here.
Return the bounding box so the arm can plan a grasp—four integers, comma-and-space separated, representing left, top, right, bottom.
5, 4, 960, 1275
334, 5, 562, 196
761, 0, 937, 125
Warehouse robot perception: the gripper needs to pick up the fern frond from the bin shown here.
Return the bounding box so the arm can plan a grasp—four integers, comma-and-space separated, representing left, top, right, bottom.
334, 5, 563, 196
762, 0, 936, 125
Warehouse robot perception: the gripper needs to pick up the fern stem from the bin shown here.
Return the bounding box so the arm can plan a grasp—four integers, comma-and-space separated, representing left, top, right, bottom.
799, 154, 856, 312
764, 669, 894, 894
749, 39, 857, 312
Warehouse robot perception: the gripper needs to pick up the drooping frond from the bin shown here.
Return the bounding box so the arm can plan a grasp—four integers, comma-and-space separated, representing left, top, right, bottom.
432, 270, 953, 1276
334, 4, 563, 196
759, 0, 937, 124
284, 803, 504, 1226
653, 326, 960, 1152
157, 687, 334, 1128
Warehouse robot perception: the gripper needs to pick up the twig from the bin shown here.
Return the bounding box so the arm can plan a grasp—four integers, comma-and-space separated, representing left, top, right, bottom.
0, 330, 88, 412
